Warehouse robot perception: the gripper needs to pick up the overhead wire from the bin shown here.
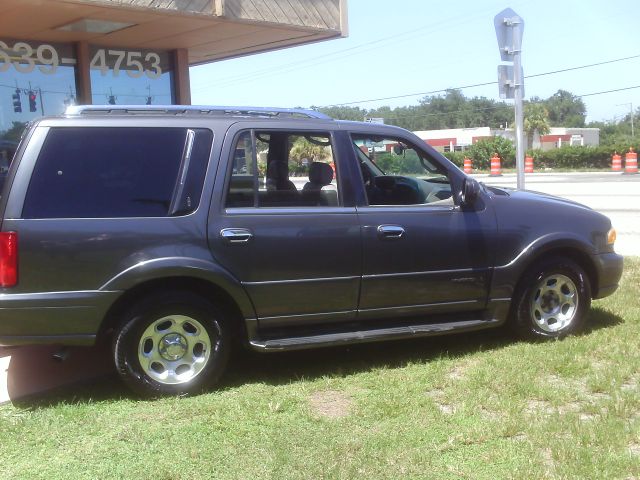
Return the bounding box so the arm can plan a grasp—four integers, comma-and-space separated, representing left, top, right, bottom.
321, 54, 640, 107
191, 3, 517, 91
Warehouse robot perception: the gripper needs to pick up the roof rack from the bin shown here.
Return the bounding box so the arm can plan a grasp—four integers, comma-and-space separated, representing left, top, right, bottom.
64, 105, 332, 120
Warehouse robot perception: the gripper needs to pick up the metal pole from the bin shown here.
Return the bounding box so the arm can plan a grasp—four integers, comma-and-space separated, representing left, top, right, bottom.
617, 102, 634, 138
38, 87, 44, 116
513, 22, 525, 190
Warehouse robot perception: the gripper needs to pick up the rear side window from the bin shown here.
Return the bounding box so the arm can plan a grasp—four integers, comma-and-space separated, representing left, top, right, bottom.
22, 127, 212, 219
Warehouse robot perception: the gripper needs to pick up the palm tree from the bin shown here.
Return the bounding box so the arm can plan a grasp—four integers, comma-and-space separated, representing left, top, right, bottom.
524, 103, 551, 149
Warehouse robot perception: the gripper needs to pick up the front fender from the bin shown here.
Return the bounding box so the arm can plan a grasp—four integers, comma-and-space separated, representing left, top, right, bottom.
490, 233, 596, 299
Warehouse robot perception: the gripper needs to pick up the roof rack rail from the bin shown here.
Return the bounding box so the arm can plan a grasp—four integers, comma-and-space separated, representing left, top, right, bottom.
64, 105, 332, 120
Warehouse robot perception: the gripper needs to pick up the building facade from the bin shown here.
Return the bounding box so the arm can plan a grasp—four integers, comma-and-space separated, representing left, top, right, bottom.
0, 0, 348, 157
413, 126, 599, 153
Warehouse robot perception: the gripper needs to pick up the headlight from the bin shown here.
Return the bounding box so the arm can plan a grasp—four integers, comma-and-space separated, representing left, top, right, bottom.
607, 228, 617, 245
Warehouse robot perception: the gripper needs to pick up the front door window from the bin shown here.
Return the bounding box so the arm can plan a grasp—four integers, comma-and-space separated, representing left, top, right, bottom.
351, 134, 454, 207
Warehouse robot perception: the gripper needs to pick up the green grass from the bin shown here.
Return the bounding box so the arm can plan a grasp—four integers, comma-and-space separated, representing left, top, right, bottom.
1, 259, 639, 479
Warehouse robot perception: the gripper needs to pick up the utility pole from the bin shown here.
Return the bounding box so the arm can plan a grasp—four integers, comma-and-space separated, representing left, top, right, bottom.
617, 102, 634, 137
495, 8, 525, 190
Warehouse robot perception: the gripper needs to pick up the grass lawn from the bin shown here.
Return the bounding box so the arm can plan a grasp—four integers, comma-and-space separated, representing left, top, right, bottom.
1, 259, 638, 479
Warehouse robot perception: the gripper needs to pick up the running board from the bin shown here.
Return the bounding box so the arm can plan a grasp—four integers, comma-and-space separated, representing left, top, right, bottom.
249, 318, 500, 351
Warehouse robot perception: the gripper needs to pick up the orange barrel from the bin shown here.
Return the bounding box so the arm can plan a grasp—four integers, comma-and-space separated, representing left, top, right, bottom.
611, 151, 622, 171
624, 147, 638, 174
489, 153, 502, 176
463, 157, 472, 174
525, 155, 534, 173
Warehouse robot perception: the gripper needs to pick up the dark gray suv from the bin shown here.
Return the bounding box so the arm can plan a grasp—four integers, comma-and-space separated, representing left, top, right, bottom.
0, 105, 623, 396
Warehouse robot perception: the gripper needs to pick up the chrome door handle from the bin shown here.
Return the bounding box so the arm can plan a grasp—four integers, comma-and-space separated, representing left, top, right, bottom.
220, 228, 253, 244
377, 224, 405, 240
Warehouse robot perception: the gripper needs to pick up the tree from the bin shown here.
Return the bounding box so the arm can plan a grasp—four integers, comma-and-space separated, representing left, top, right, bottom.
524, 103, 550, 149
315, 105, 366, 121
0, 121, 27, 143
544, 89, 586, 127
288, 136, 331, 175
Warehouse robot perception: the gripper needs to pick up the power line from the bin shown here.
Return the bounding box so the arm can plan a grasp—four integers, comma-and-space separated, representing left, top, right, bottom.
323, 81, 499, 107
191, 4, 513, 92
322, 54, 640, 107
578, 85, 640, 98
526, 54, 640, 79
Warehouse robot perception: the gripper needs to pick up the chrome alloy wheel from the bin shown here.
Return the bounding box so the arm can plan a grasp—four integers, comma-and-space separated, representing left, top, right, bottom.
530, 274, 579, 333
138, 315, 213, 385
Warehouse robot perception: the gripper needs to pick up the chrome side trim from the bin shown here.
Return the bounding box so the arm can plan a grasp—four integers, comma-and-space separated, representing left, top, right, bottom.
243, 275, 359, 286
358, 299, 480, 313
362, 268, 488, 280
258, 310, 356, 322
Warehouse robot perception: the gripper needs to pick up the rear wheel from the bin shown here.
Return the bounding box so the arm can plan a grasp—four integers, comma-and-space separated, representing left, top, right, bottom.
512, 256, 591, 340
113, 291, 230, 397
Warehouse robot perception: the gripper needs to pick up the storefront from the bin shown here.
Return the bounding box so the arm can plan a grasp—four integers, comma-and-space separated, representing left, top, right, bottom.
0, 0, 347, 155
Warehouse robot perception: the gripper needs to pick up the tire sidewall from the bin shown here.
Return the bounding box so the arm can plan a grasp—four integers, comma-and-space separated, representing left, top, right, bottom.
514, 258, 591, 339
114, 292, 230, 397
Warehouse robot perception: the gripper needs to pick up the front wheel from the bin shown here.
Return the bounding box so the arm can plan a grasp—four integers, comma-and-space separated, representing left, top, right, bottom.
113, 291, 230, 397
512, 257, 591, 340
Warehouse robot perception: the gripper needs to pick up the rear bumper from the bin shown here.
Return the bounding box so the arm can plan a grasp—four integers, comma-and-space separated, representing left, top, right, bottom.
592, 252, 624, 299
0, 290, 119, 346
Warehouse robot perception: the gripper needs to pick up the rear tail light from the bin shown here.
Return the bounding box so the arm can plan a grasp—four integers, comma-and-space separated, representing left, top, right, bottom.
0, 232, 18, 287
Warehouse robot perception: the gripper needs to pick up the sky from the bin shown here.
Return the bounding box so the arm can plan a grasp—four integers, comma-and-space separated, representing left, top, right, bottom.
190, 0, 640, 124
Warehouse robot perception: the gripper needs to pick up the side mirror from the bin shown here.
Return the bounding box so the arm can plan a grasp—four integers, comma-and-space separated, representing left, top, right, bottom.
460, 177, 479, 206
393, 145, 405, 155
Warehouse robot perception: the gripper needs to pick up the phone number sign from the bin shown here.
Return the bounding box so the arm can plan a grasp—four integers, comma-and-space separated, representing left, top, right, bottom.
0, 40, 165, 79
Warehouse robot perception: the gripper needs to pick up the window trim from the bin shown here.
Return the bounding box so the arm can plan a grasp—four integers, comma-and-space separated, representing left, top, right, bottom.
348, 132, 455, 209
223, 128, 344, 212
20, 126, 210, 220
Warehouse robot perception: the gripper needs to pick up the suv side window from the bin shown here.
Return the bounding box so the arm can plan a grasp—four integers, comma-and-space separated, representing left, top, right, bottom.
226, 130, 338, 208
22, 127, 212, 218
351, 134, 453, 206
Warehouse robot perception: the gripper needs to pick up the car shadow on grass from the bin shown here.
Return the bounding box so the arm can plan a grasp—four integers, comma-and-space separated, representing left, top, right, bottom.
12, 307, 624, 408
222, 306, 624, 389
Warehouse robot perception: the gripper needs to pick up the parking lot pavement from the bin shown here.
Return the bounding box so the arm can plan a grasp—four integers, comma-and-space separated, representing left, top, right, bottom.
473, 172, 640, 257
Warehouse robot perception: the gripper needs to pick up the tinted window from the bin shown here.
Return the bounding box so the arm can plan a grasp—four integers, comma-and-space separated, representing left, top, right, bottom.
23, 127, 211, 218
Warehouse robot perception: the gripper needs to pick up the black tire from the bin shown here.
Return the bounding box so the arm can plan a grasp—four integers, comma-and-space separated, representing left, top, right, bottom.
511, 256, 591, 340
113, 291, 230, 397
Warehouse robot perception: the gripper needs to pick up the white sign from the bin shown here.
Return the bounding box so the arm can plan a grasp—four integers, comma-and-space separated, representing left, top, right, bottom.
90, 49, 162, 79
0, 40, 163, 79
0, 40, 66, 75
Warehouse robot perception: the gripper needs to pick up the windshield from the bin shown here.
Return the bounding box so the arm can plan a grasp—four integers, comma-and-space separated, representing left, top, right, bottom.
351, 136, 447, 180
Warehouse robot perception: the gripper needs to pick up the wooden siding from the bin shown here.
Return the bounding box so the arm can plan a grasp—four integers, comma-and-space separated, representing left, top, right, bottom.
223, 0, 341, 30
80, 0, 216, 15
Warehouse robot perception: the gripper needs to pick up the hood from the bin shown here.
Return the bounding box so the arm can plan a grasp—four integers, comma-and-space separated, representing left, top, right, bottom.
483, 184, 593, 211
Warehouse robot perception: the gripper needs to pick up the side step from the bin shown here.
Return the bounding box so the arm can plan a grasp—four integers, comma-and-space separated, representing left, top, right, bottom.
249, 318, 500, 352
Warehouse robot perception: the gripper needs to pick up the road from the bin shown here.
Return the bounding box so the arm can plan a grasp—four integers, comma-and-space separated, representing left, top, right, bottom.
471, 172, 640, 257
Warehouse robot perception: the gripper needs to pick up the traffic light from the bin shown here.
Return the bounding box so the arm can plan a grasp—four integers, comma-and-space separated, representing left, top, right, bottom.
12, 89, 21, 113
28, 91, 37, 112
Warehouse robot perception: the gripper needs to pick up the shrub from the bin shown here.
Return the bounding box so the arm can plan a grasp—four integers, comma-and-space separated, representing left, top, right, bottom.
466, 137, 515, 170
528, 143, 640, 170
442, 151, 465, 168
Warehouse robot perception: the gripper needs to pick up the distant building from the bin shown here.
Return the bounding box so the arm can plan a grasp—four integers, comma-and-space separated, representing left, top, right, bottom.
413, 126, 599, 152
495, 127, 600, 150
